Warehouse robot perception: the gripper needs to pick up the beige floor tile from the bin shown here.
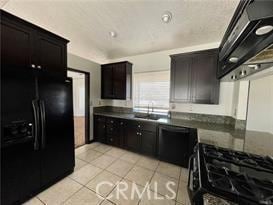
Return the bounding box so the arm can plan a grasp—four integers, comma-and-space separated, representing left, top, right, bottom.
180, 168, 189, 182
106, 159, 134, 177
149, 173, 178, 198
100, 199, 115, 205
125, 166, 154, 186
136, 157, 159, 171
86, 170, 122, 197
139, 190, 176, 205
91, 154, 117, 169
75, 144, 91, 156
74, 158, 88, 171
176, 180, 190, 205
23, 197, 44, 205
37, 177, 82, 205
70, 164, 103, 185
107, 179, 144, 205
77, 149, 103, 163
156, 162, 181, 179
94, 144, 112, 153
87, 142, 102, 149
120, 152, 141, 164
64, 187, 103, 205
105, 147, 126, 158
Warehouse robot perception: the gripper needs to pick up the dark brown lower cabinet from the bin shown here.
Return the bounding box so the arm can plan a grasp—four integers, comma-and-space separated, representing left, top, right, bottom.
140, 130, 157, 156
125, 125, 140, 152
94, 115, 157, 157
94, 116, 106, 143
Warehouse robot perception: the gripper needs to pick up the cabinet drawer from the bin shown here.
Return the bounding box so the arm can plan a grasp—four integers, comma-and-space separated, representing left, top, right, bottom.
128, 120, 157, 132
95, 115, 106, 123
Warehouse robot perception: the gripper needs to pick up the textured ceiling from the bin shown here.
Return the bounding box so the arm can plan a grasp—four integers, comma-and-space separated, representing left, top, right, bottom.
2, 0, 239, 63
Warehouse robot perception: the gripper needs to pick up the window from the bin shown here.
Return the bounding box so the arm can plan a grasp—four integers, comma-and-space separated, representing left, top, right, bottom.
134, 71, 170, 111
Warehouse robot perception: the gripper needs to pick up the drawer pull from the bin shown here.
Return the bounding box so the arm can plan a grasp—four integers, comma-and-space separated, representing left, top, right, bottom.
138, 125, 141, 128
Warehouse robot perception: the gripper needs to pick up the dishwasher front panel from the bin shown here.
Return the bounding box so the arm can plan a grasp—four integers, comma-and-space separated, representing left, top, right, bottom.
158, 125, 197, 168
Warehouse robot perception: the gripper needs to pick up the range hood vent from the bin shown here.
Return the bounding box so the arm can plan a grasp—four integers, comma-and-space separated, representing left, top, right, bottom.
218, 0, 273, 80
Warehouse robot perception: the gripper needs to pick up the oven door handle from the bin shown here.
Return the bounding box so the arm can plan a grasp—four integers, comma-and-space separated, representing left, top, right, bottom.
188, 154, 194, 190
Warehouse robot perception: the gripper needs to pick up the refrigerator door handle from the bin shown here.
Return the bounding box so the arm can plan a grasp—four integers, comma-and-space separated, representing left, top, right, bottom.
40, 100, 46, 150
32, 100, 40, 150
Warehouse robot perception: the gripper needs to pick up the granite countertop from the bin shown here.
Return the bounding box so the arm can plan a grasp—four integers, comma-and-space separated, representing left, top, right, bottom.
93, 111, 273, 157
93, 111, 236, 132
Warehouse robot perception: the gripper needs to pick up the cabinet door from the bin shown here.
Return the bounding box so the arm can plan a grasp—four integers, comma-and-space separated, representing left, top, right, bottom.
1, 15, 34, 69
125, 126, 140, 152
36, 32, 67, 76
140, 131, 156, 157
191, 51, 219, 104
94, 116, 106, 143
113, 63, 126, 99
101, 65, 114, 99
170, 56, 192, 102
119, 120, 126, 148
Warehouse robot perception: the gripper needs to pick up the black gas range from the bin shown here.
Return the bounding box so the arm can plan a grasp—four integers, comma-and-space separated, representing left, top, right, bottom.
188, 143, 273, 205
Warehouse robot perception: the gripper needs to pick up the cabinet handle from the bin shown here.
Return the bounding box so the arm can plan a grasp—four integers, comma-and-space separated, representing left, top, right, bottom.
31, 64, 36, 68
111, 120, 114, 123
139, 132, 142, 136
138, 125, 141, 128
120, 122, 123, 125
37, 65, 42, 69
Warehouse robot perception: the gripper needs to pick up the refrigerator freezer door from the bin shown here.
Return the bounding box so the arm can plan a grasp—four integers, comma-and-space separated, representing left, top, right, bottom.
38, 74, 75, 186
1, 66, 41, 205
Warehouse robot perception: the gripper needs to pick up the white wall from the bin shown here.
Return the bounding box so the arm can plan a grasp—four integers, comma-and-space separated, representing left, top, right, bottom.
246, 74, 273, 134
231, 80, 249, 120
67, 53, 101, 140
103, 42, 237, 116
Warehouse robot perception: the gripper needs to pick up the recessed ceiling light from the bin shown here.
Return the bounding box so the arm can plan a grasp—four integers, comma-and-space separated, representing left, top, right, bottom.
109, 31, 117, 38
162, 11, 172, 23
229, 57, 239, 63
248, 64, 260, 70
255, 25, 273, 36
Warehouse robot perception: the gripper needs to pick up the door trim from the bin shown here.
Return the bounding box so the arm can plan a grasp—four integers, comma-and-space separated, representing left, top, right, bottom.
67, 67, 90, 144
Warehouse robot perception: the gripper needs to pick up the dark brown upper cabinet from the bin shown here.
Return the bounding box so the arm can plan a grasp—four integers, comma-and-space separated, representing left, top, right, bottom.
1, 10, 68, 77
101, 61, 132, 100
170, 49, 220, 104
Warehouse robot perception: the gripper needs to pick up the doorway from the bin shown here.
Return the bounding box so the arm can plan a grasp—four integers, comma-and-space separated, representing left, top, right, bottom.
67, 68, 90, 148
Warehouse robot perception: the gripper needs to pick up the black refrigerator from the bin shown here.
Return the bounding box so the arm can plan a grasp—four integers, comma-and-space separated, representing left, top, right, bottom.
1, 66, 75, 205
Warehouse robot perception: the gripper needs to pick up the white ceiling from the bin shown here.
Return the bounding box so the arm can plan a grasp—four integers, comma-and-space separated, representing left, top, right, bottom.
2, 0, 239, 63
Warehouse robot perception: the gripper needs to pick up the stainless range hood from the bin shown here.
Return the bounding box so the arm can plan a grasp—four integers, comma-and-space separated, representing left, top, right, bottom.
221, 44, 273, 81
218, 0, 273, 80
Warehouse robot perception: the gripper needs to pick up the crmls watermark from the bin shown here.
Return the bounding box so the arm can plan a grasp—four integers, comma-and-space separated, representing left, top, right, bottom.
95, 181, 177, 200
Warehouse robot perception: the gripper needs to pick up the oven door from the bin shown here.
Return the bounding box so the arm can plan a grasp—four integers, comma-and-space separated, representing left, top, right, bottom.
187, 153, 203, 204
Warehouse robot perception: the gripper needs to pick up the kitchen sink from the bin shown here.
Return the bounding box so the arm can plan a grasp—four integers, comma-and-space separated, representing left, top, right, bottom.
134, 114, 161, 121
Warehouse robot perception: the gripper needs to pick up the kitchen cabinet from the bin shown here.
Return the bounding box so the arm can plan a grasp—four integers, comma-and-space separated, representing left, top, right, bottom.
1, 11, 68, 77
94, 115, 126, 148
94, 115, 157, 156
94, 116, 106, 143
106, 117, 123, 147
140, 130, 157, 156
101, 61, 132, 100
170, 49, 219, 104
36, 32, 67, 76
125, 120, 157, 156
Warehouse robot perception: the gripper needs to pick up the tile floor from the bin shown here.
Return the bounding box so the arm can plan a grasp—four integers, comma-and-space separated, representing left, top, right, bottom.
24, 142, 190, 205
